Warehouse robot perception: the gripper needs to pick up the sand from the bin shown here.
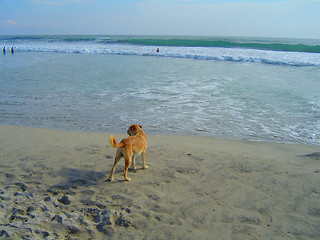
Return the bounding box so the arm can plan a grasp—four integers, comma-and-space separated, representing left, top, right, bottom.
0, 124, 319, 239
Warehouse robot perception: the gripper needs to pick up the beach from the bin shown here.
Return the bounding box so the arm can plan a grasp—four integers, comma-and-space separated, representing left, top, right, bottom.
1, 35, 319, 239
1, 124, 319, 239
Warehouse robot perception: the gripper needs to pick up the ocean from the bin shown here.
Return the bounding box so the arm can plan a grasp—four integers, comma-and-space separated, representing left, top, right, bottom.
0, 35, 319, 145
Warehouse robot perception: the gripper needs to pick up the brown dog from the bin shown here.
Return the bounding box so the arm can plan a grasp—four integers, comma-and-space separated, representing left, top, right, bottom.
108, 124, 148, 181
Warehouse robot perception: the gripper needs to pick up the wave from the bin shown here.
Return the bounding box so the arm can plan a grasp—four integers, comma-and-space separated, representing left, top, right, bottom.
1, 35, 319, 67
119, 38, 320, 54
1, 35, 320, 53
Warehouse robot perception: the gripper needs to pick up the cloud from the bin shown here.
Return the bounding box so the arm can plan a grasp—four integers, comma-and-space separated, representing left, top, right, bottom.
30, 0, 96, 5
3, 20, 17, 27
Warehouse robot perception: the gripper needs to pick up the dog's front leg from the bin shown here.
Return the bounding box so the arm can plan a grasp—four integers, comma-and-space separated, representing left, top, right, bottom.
131, 154, 136, 172
142, 151, 149, 169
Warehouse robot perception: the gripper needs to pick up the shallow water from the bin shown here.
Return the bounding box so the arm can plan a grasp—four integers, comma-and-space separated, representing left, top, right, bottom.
1, 50, 319, 145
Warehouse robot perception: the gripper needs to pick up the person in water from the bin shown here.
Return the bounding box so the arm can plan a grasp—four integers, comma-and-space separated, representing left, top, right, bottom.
156, 48, 160, 52
2, 47, 5, 54
11, 47, 14, 54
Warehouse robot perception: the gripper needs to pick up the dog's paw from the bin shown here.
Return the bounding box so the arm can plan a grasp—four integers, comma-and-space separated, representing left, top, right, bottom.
125, 177, 131, 181
108, 177, 114, 182
143, 165, 149, 169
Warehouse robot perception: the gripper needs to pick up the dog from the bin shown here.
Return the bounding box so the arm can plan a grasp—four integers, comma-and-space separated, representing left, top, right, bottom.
108, 124, 148, 181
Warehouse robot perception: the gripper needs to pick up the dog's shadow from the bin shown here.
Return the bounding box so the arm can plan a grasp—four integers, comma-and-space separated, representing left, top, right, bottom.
50, 166, 147, 188
50, 167, 107, 190
104, 167, 147, 183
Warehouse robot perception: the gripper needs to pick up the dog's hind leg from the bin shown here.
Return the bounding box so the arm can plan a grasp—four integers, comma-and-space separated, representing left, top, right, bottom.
123, 153, 132, 181
108, 150, 122, 181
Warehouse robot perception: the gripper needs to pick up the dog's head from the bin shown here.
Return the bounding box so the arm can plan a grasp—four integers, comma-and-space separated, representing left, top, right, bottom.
127, 124, 142, 136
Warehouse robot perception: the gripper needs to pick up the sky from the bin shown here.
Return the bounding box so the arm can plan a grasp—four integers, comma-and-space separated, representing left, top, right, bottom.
0, 0, 319, 39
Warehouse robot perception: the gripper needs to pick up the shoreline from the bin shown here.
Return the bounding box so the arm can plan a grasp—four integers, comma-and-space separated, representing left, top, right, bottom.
1, 124, 319, 239
0, 123, 318, 147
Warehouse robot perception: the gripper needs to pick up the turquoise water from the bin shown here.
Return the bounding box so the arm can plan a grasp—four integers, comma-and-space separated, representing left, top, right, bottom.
2, 35, 320, 54
0, 35, 319, 144
1, 35, 320, 66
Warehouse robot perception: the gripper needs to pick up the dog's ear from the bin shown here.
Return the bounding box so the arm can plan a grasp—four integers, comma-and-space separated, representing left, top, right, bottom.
139, 125, 142, 128
130, 125, 135, 130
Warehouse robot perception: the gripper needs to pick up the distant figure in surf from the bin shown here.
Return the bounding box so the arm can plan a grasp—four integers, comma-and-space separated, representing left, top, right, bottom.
2, 47, 5, 54
156, 48, 160, 52
11, 47, 14, 54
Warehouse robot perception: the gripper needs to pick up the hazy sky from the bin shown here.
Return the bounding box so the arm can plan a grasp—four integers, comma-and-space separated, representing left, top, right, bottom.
1, 0, 319, 39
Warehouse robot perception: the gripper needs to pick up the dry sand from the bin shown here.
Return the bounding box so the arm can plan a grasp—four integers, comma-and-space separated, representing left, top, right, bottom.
0, 124, 319, 239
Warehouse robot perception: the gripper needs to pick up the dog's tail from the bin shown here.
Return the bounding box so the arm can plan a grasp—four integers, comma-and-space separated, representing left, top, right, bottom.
109, 135, 124, 148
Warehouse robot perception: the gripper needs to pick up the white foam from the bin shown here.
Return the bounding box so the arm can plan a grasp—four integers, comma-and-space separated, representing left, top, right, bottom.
9, 41, 320, 67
